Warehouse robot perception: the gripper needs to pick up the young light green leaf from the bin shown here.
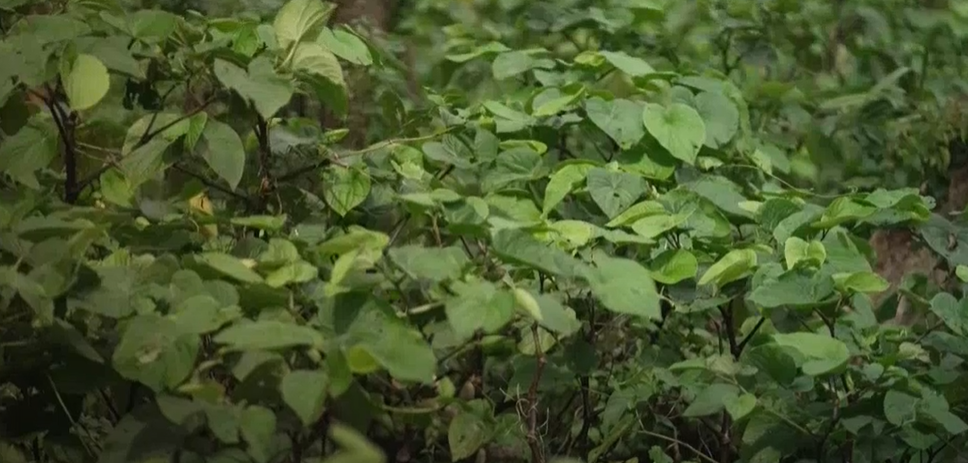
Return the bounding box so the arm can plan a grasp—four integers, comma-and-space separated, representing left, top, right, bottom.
784, 237, 826, 269
274, 0, 335, 50
63, 54, 110, 110
642, 103, 706, 165
318, 27, 372, 65
772, 332, 850, 376
724, 393, 757, 421
682, 383, 740, 417
650, 249, 698, 284
832, 271, 889, 294
698, 249, 757, 287
748, 269, 835, 309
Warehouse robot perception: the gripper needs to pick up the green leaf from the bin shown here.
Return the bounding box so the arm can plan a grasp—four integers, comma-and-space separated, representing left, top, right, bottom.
585, 255, 661, 319
318, 27, 372, 65
491, 229, 586, 278
694, 91, 739, 148
63, 54, 110, 110
957, 265, 968, 282
446, 280, 515, 339
389, 245, 468, 282
883, 389, 918, 426
725, 393, 757, 421
606, 200, 666, 227
650, 249, 698, 284
642, 103, 706, 165
214, 320, 325, 351
340, 300, 436, 384
280, 369, 329, 426
198, 253, 265, 284
748, 269, 835, 309
772, 332, 850, 376
833, 272, 889, 294
683, 383, 740, 417
274, 0, 335, 50
586, 167, 646, 219
585, 97, 645, 149
784, 237, 826, 269
448, 411, 489, 461
928, 293, 968, 336
112, 314, 199, 391
265, 261, 318, 287
240, 405, 276, 463
322, 165, 371, 216
599, 50, 655, 76
0, 120, 58, 189
492, 50, 552, 80
214, 57, 294, 119
199, 120, 245, 190
543, 162, 595, 215
698, 249, 757, 287
292, 42, 345, 87
325, 423, 386, 463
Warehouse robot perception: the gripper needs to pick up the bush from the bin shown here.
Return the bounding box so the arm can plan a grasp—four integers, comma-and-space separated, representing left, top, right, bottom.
1, 1, 968, 462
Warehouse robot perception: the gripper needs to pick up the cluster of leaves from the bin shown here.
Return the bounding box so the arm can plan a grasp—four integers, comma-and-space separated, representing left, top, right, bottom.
2, 1, 968, 463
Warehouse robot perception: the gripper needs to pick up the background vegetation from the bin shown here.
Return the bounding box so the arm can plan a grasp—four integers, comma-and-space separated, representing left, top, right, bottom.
2, 1, 968, 462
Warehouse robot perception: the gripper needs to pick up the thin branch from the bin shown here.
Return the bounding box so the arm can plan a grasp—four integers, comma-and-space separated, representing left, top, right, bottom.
255, 116, 274, 209
137, 83, 181, 146
39, 88, 79, 203
637, 427, 718, 463
735, 316, 767, 356
135, 95, 217, 150
526, 323, 547, 463
277, 130, 454, 182
172, 164, 252, 204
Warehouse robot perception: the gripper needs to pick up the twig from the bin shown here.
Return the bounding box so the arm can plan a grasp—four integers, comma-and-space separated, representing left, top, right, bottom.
172, 164, 252, 204
735, 316, 766, 356
255, 116, 274, 209
277, 130, 454, 182
39, 88, 79, 203
134, 95, 217, 151
137, 84, 180, 146
526, 323, 547, 463
637, 428, 718, 463
47, 374, 96, 456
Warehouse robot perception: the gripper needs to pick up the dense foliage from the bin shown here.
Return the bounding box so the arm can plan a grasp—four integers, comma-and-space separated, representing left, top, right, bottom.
3, 1, 968, 463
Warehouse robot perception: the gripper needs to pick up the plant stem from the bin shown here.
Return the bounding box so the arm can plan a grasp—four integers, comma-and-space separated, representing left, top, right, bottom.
526, 323, 546, 463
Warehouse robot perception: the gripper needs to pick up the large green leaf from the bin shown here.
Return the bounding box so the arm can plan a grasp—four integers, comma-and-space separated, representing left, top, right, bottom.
491, 229, 586, 278
585, 97, 645, 149
772, 332, 850, 376
318, 27, 372, 65
448, 411, 490, 461
543, 162, 595, 215
214, 57, 294, 119
199, 120, 245, 190
694, 91, 739, 148
389, 245, 469, 282
274, 0, 335, 49
322, 164, 371, 216
0, 120, 58, 189
113, 314, 199, 391
445, 280, 515, 339
642, 103, 706, 165
63, 54, 110, 110
650, 249, 698, 284
280, 369, 329, 426
586, 167, 646, 219
928, 293, 968, 336
698, 249, 757, 287
585, 255, 661, 319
